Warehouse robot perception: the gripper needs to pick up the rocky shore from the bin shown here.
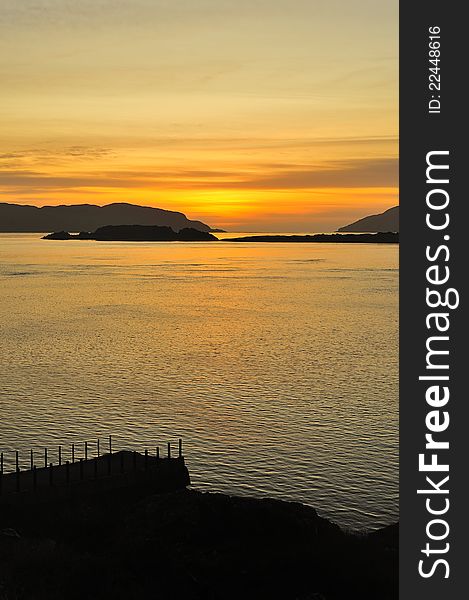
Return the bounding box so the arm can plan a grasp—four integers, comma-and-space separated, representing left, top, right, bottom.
0, 485, 397, 600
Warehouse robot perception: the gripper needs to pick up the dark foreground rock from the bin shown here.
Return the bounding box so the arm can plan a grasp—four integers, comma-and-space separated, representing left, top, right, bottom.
0, 487, 397, 600
43, 225, 218, 242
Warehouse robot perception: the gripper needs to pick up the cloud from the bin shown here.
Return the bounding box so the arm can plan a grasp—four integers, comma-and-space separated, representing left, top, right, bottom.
230, 158, 398, 189
0, 146, 112, 160
62, 146, 113, 158
0, 157, 398, 194
0, 169, 142, 192
0, 152, 26, 160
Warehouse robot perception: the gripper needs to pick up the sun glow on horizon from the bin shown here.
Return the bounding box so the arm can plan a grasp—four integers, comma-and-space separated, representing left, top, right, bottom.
0, 0, 398, 232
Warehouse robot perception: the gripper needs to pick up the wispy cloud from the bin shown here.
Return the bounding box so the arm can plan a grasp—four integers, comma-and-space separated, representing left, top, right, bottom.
228, 158, 398, 189
0, 157, 397, 195
0, 146, 113, 166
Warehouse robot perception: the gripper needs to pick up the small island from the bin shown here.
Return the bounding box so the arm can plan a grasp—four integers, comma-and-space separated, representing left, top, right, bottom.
224, 232, 398, 243
43, 225, 218, 242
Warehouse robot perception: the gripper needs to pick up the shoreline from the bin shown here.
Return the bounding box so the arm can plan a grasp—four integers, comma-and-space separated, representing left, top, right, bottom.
1, 477, 398, 599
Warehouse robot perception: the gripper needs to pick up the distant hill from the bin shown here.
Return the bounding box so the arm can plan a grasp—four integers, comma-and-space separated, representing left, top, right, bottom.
338, 206, 399, 232
0, 202, 212, 233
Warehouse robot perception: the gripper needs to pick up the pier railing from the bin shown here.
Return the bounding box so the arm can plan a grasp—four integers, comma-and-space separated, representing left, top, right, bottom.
0, 436, 186, 498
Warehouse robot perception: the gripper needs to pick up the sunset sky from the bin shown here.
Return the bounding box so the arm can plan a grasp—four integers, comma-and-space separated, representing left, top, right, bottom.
0, 0, 397, 231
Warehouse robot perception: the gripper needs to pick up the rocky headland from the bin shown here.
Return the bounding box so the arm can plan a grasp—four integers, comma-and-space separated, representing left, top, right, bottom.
0, 202, 213, 233
337, 207, 399, 233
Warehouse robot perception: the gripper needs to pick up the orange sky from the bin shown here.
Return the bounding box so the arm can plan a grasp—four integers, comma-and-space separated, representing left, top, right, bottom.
0, 1, 398, 231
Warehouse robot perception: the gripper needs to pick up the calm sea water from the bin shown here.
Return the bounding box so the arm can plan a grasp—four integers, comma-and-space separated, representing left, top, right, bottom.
0, 233, 398, 530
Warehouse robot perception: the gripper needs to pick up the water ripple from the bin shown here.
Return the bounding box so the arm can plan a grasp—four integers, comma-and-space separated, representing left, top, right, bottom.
0, 235, 398, 530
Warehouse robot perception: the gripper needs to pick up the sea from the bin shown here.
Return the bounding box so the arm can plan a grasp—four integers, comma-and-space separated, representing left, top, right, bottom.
0, 232, 398, 530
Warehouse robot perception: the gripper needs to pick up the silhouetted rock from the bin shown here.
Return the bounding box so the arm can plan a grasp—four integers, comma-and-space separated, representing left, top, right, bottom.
93, 224, 177, 241
225, 232, 398, 243
368, 521, 399, 549
0, 202, 213, 233
177, 227, 219, 241
0, 487, 397, 600
338, 206, 399, 232
0, 528, 20, 540
42, 231, 74, 240
43, 225, 218, 242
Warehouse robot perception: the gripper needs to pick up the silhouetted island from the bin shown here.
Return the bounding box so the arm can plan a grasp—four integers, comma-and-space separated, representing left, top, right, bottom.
338, 206, 399, 233
0, 485, 397, 600
224, 232, 398, 243
43, 225, 218, 242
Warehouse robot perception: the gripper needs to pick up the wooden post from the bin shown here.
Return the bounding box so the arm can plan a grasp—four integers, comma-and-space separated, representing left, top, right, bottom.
49, 462, 53, 486
85, 441, 88, 461
33, 465, 37, 489
72, 443, 75, 463
178, 438, 182, 458
167, 442, 171, 459
97, 439, 100, 457
30, 449, 34, 470
144, 449, 148, 470
156, 446, 160, 459
16, 450, 19, 471
79, 458, 84, 480
44, 447, 47, 468
0, 452, 3, 474
58, 446, 62, 466
66, 461, 70, 485
109, 435, 112, 455
16, 468, 20, 493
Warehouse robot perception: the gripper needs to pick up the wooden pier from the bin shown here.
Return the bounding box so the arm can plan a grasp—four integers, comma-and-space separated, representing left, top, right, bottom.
0, 437, 190, 504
